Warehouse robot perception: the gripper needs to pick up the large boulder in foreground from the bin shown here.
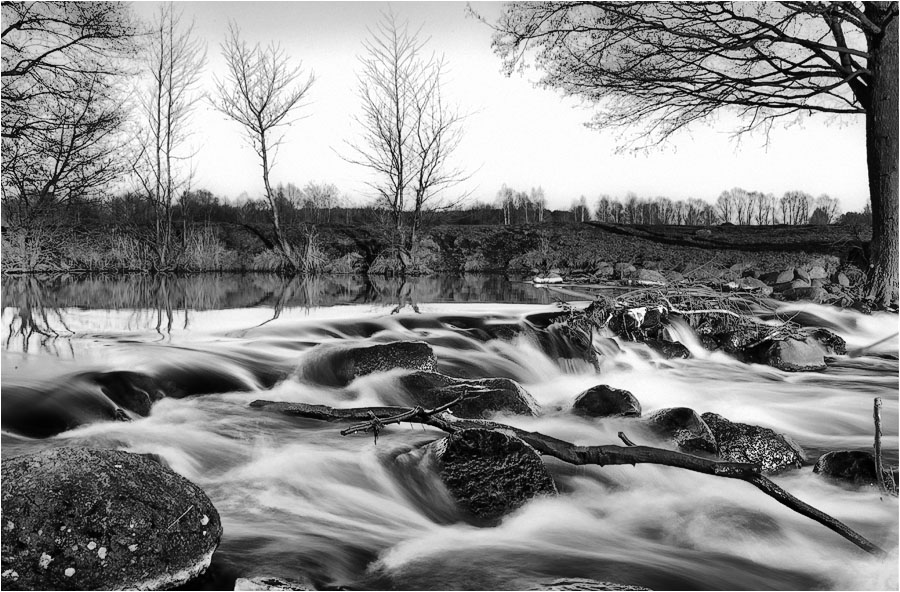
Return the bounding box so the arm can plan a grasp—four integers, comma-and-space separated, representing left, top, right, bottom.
645, 407, 716, 454
299, 341, 438, 386
426, 429, 557, 522
399, 371, 539, 418
701, 413, 804, 473
813, 450, 890, 487
1, 447, 221, 591
572, 385, 641, 418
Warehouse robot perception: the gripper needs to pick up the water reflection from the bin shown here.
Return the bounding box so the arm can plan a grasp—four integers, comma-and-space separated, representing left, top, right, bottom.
1, 273, 558, 353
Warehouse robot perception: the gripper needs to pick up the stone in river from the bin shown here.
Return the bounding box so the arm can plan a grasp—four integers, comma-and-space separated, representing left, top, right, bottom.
702, 412, 805, 473
572, 385, 641, 418
644, 407, 717, 454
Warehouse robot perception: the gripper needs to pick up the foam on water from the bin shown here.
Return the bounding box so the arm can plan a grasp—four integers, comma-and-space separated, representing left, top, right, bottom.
1, 298, 897, 590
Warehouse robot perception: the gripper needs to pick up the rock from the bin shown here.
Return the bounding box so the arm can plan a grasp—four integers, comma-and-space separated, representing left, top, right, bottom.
695, 229, 712, 238
526, 316, 598, 369
91, 370, 167, 416
645, 407, 716, 454
780, 286, 828, 303
808, 266, 828, 280
834, 272, 851, 287
776, 269, 796, 284
1, 447, 221, 591
607, 306, 667, 339
234, 576, 316, 591
614, 263, 636, 278
631, 268, 667, 286
747, 337, 826, 371
813, 450, 890, 487
807, 328, 847, 355
701, 413, 804, 473
427, 428, 557, 522
572, 385, 641, 418
399, 371, 540, 418
758, 271, 781, 285
810, 278, 826, 288
794, 268, 810, 282
664, 270, 684, 283
727, 276, 773, 296
529, 578, 651, 590
644, 339, 691, 359
300, 341, 437, 386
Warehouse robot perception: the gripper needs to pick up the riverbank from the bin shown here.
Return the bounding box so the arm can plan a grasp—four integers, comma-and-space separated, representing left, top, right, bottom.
1, 221, 871, 275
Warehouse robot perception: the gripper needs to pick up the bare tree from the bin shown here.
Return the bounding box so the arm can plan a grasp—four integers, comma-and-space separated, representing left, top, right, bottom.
132, 3, 206, 268
490, 2, 898, 306
347, 11, 467, 271
213, 22, 315, 270
1, 1, 136, 226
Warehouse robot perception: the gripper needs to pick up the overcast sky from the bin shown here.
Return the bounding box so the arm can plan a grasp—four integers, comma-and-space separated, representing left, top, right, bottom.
131, 1, 871, 213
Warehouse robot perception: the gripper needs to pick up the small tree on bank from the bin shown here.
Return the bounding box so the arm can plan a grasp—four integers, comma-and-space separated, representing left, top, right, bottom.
132, 2, 207, 268
490, 2, 898, 307
213, 23, 315, 271
347, 11, 466, 273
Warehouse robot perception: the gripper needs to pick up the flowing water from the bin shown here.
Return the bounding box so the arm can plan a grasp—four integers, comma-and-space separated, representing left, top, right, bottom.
2, 273, 898, 590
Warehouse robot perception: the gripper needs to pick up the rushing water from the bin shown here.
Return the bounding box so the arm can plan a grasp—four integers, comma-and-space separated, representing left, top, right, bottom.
2, 273, 898, 591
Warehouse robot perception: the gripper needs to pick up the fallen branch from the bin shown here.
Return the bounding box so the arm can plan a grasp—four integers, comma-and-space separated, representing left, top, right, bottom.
251, 399, 887, 556
874, 397, 888, 495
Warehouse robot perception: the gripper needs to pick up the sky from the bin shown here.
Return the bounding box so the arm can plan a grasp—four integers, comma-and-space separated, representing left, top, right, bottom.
130, 1, 871, 213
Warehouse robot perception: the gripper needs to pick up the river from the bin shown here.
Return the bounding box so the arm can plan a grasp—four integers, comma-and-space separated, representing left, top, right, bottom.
1, 273, 897, 590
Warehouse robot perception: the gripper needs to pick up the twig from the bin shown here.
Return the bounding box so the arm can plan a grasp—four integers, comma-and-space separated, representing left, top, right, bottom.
618, 431, 637, 446
166, 505, 193, 531
252, 399, 886, 556
874, 397, 887, 495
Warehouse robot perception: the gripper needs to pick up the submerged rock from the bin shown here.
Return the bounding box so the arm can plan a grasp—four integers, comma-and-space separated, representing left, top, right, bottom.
530, 578, 651, 590
300, 341, 438, 386
234, 576, 316, 591
645, 407, 716, 454
813, 450, 891, 487
399, 371, 540, 418
1, 447, 221, 591
644, 339, 691, 359
572, 385, 641, 418
701, 413, 804, 473
426, 428, 557, 522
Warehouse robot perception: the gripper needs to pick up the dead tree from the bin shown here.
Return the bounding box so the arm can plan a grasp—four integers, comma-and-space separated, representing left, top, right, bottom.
212, 22, 315, 271
251, 396, 886, 557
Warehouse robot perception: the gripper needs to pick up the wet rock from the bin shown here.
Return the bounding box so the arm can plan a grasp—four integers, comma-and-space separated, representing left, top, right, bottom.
91, 370, 167, 416
607, 306, 667, 339
1, 381, 126, 439
427, 428, 557, 522
644, 339, 691, 359
701, 413, 804, 473
234, 576, 316, 591
301, 341, 437, 386
645, 407, 716, 454
526, 315, 598, 369
813, 450, 890, 487
748, 337, 826, 371
399, 371, 539, 418
572, 385, 641, 418
834, 272, 851, 288
530, 578, 651, 590
794, 268, 811, 282
1, 447, 221, 591
807, 328, 847, 355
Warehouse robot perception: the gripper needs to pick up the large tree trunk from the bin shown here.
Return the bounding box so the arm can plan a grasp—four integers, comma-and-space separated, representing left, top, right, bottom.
864, 3, 899, 308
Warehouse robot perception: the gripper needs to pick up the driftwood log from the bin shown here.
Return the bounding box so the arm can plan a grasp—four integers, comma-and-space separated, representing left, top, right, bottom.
250, 396, 887, 557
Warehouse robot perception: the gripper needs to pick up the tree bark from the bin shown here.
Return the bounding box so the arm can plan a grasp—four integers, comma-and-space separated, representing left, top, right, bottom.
864, 2, 899, 307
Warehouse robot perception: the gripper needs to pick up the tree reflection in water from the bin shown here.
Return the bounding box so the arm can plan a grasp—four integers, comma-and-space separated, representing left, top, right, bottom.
1, 273, 555, 353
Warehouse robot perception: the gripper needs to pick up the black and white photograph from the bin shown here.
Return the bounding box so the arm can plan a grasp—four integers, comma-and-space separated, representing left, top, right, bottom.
1, 1, 898, 590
